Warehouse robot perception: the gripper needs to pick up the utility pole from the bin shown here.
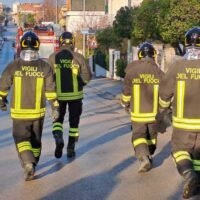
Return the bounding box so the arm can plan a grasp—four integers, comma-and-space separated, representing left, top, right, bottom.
127, 0, 132, 63
56, 0, 58, 24
83, 0, 86, 57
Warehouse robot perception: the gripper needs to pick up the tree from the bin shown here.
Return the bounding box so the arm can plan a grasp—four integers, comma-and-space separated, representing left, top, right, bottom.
42, 0, 65, 23
159, 0, 200, 45
96, 27, 122, 53
113, 6, 134, 39
131, 0, 160, 45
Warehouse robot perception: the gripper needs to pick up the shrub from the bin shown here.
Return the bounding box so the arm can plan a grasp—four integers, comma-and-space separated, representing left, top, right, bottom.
116, 59, 127, 78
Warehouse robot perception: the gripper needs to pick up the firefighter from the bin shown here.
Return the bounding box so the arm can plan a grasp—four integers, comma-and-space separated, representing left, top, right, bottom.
48, 31, 92, 158
158, 27, 200, 199
121, 42, 163, 172
0, 31, 59, 181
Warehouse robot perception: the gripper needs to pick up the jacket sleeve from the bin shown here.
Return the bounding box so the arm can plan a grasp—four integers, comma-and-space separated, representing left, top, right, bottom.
121, 71, 132, 107
77, 53, 92, 84
159, 65, 175, 109
44, 62, 57, 102
0, 63, 14, 99
48, 53, 56, 73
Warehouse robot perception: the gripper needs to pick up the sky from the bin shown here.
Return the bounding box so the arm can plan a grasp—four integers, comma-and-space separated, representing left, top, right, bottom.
1, 0, 42, 8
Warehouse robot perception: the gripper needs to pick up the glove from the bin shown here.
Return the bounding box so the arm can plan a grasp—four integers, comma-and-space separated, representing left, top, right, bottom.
50, 100, 60, 122
124, 105, 130, 114
120, 99, 130, 114
0, 96, 8, 111
155, 108, 172, 133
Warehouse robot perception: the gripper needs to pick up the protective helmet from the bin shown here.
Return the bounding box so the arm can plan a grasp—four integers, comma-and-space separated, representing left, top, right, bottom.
138, 42, 157, 60
20, 31, 40, 51
59, 31, 75, 47
185, 27, 200, 48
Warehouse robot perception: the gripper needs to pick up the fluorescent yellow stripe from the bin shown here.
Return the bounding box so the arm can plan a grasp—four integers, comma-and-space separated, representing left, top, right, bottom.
153, 85, 159, 114
53, 127, 63, 131
45, 92, 57, 100
159, 97, 170, 108
11, 113, 45, 119
121, 94, 131, 102
35, 78, 44, 110
175, 155, 192, 163
173, 116, 200, 124
133, 85, 140, 114
177, 81, 185, 118
69, 132, 79, 137
56, 68, 61, 93
131, 113, 155, 117
173, 122, 200, 130
0, 91, 8, 96
133, 138, 148, 147
193, 160, 200, 165
18, 146, 32, 152
14, 77, 22, 110
53, 122, 63, 127
131, 117, 155, 122
11, 108, 46, 113
173, 151, 190, 158
147, 139, 156, 145
72, 68, 78, 92
17, 142, 31, 148
69, 128, 79, 132
194, 166, 200, 171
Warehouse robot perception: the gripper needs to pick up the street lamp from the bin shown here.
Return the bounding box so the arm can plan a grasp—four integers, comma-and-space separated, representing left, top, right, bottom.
82, 0, 86, 57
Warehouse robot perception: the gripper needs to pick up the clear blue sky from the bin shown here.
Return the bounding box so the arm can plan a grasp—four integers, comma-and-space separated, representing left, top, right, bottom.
3, 0, 42, 8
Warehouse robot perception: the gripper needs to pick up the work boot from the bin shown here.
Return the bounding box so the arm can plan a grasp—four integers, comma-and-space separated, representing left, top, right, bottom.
138, 156, 152, 173
54, 132, 64, 159
67, 136, 76, 158
182, 170, 199, 199
24, 163, 35, 181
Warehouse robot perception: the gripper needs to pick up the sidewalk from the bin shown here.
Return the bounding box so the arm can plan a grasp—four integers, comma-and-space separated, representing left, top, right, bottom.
87, 77, 123, 100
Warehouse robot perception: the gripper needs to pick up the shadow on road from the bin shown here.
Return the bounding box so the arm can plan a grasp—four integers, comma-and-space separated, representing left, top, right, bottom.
153, 141, 171, 169
35, 124, 131, 180
39, 157, 135, 200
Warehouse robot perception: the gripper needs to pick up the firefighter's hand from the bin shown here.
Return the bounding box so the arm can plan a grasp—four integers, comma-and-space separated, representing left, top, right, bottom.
0, 97, 8, 111
52, 107, 59, 122
155, 108, 172, 133
124, 105, 130, 114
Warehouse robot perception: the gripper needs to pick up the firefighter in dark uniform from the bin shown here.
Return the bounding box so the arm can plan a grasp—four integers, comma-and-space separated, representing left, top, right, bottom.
121, 42, 163, 172
0, 31, 59, 181
48, 31, 92, 158
158, 27, 200, 199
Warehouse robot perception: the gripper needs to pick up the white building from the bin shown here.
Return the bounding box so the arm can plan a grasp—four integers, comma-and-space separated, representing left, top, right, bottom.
64, 0, 143, 32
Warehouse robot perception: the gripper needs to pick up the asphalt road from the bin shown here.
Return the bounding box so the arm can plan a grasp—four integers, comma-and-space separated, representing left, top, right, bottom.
1, 23, 200, 200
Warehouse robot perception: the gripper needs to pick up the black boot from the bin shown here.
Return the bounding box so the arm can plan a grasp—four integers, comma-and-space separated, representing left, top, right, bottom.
53, 132, 64, 159
24, 163, 35, 181
182, 170, 199, 199
138, 155, 152, 173
67, 136, 77, 158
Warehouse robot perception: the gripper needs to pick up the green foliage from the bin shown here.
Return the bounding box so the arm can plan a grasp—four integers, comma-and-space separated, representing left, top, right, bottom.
113, 6, 134, 39
26, 13, 35, 24
96, 27, 122, 53
159, 0, 200, 45
132, 0, 200, 46
116, 59, 127, 78
132, 0, 159, 45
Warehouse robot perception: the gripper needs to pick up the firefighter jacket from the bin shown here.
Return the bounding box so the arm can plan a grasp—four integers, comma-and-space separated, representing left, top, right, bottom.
159, 58, 200, 131
0, 58, 57, 120
121, 58, 163, 123
48, 47, 92, 101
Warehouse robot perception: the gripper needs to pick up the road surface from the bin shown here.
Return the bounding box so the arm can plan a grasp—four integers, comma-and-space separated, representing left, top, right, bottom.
0, 23, 200, 200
